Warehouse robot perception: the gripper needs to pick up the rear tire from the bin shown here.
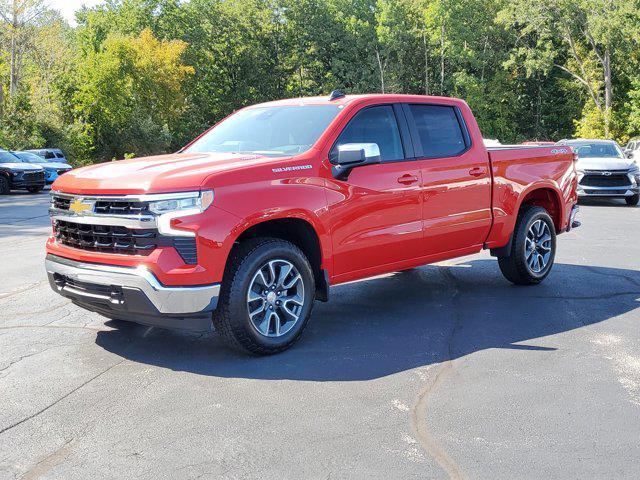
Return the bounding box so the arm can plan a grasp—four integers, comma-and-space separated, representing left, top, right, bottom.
498, 206, 556, 285
626, 194, 639, 206
213, 238, 315, 355
0, 176, 9, 195
27, 186, 44, 193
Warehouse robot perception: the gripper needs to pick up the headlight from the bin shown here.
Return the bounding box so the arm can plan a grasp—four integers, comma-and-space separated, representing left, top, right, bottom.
148, 190, 214, 237
629, 162, 639, 174
148, 190, 214, 214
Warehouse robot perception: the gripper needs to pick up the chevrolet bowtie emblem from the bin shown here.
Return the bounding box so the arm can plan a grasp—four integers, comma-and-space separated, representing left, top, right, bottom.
69, 198, 92, 214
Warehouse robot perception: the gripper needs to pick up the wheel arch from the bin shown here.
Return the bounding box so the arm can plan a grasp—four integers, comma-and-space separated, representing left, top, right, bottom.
518, 185, 563, 231
226, 212, 331, 301
490, 182, 563, 257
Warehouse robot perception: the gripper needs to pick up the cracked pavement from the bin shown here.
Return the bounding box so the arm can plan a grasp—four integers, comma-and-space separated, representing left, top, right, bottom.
0, 192, 639, 479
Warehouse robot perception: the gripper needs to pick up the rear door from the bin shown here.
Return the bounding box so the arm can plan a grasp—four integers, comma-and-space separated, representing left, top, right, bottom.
327, 104, 424, 277
403, 103, 492, 255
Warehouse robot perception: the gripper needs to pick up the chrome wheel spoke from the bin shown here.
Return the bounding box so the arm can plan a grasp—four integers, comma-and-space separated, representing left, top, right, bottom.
247, 289, 263, 303
248, 299, 266, 319
283, 274, 301, 290
276, 263, 293, 289
255, 269, 271, 288
256, 310, 272, 335
267, 261, 277, 286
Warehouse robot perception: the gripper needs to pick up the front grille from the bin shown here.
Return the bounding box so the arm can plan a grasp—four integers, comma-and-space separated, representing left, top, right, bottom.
24, 171, 45, 181
52, 196, 71, 210
54, 220, 159, 255
51, 194, 150, 215
53, 219, 198, 263
94, 200, 149, 215
581, 174, 631, 188
51, 194, 199, 264
584, 189, 627, 195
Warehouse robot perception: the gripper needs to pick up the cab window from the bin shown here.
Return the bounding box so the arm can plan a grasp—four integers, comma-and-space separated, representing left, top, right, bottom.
332, 106, 404, 162
409, 104, 467, 158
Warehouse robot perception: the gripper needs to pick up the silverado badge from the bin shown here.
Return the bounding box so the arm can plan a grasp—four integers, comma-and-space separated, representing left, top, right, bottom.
69, 198, 93, 214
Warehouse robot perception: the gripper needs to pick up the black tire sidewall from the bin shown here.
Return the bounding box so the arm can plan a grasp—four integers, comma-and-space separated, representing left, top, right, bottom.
227, 242, 315, 350
515, 207, 556, 282
626, 194, 639, 206
0, 176, 9, 195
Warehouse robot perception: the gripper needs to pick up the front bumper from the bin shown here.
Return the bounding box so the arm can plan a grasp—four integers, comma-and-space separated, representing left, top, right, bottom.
45, 254, 220, 331
577, 185, 638, 197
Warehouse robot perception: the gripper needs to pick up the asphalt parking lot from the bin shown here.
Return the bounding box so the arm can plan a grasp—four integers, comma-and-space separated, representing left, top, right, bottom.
0, 192, 639, 479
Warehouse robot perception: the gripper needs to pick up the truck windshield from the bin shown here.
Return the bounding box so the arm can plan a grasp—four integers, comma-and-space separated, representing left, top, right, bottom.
571, 142, 623, 158
185, 105, 340, 157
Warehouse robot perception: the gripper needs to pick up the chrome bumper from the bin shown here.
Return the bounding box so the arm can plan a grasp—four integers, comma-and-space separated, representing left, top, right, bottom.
45, 254, 220, 315
577, 185, 638, 197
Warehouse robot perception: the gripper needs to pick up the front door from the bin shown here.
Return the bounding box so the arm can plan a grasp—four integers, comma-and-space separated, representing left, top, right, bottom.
325, 104, 424, 277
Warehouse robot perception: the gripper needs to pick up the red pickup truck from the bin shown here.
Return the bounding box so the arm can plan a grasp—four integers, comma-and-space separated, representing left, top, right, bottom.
46, 93, 579, 354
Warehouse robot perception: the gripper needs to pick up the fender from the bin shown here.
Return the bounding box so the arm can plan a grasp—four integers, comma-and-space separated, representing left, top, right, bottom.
211, 176, 333, 274
485, 179, 565, 250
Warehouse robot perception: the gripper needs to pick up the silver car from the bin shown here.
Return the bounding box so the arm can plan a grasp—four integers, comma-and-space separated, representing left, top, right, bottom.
557, 139, 640, 206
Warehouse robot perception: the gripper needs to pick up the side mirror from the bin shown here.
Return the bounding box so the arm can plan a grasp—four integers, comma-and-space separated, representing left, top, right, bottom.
331, 143, 381, 180
625, 150, 634, 159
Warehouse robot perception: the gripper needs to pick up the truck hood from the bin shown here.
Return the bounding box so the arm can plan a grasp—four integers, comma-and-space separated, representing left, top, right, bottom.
40, 162, 71, 170
0, 163, 44, 171
575, 157, 635, 171
53, 152, 278, 194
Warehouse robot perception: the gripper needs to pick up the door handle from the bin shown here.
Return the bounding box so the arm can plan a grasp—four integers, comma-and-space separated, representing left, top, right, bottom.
397, 174, 419, 185
468, 167, 486, 177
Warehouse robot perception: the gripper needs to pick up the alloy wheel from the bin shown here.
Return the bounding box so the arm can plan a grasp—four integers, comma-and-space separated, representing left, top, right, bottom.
525, 219, 552, 274
246, 259, 305, 337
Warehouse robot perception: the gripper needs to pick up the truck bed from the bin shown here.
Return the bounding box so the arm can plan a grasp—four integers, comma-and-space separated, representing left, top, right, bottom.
484, 145, 577, 249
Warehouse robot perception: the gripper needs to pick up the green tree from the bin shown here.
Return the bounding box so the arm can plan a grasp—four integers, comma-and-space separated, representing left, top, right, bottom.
73, 28, 194, 160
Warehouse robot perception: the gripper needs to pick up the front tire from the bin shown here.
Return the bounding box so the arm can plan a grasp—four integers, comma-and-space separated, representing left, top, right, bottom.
0, 176, 9, 195
498, 206, 557, 285
213, 238, 315, 355
626, 194, 639, 206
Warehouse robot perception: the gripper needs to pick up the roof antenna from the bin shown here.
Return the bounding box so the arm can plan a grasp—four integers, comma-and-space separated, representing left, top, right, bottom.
329, 90, 345, 101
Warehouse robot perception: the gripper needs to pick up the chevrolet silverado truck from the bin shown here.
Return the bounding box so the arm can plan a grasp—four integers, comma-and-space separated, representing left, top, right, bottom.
45, 93, 580, 354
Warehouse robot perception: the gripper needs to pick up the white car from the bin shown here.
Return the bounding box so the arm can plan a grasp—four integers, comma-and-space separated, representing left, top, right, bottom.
624, 138, 640, 161
557, 139, 639, 206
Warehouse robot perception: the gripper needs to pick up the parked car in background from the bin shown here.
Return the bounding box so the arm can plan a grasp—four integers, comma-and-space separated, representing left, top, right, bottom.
0, 150, 46, 194
483, 138, 502, 147
25, 148, 69, 163
13, 151, 73, 185
624, 138, 640, 161
46, 93, 579, 354
556, 139, 640, 206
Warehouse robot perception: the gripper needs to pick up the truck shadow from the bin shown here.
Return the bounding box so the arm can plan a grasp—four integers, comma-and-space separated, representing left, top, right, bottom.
95, 260, 640, 381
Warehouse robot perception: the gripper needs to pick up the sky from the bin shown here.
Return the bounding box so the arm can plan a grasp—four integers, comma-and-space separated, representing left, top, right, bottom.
48, 0, 104, 26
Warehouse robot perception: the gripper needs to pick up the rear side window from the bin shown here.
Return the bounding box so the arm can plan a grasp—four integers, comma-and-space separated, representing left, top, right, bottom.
333, 106, 404, 162
409, 105, 467, 158
55, 152, 64, 158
